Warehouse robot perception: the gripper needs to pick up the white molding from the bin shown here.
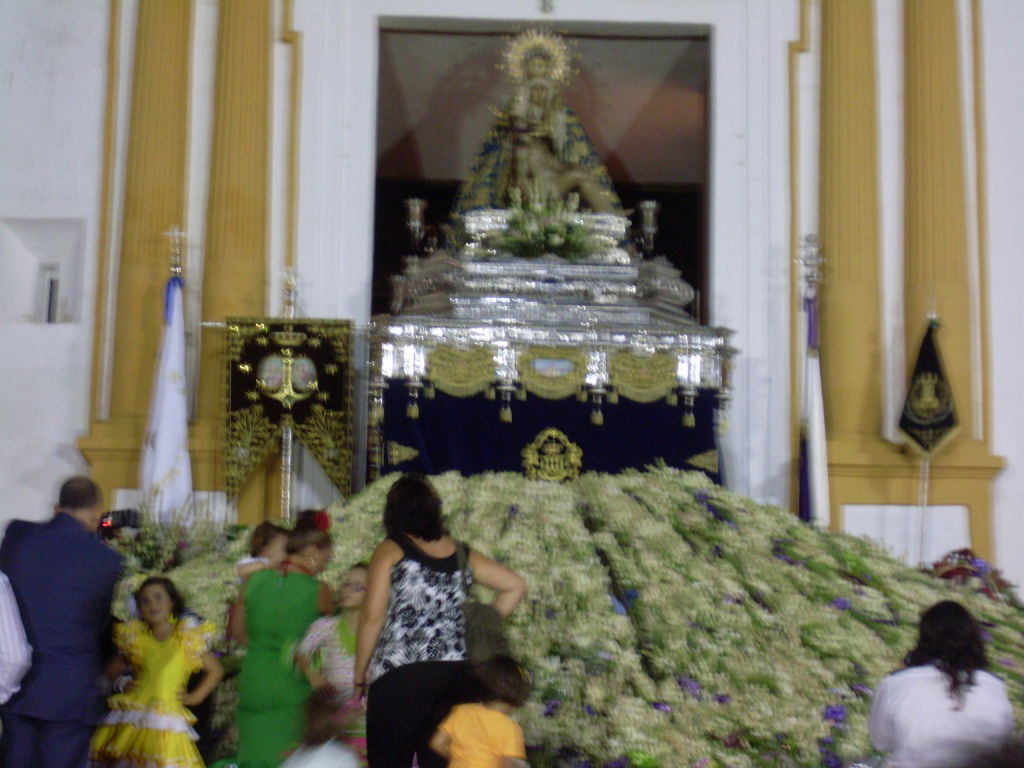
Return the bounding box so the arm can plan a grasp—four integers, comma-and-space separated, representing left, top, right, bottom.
956, 0, 984, 442
876, 0, 905, 444
98, 0, 139, 421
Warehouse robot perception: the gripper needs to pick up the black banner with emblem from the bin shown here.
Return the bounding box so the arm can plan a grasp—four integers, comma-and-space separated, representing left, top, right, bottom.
377, 380, 723, 483
224, 319, 353, 496
899, 319, 959, 455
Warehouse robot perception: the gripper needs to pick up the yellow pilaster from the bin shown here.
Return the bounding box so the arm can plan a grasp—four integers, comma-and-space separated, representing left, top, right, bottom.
818, 0, 886, 528
79, 0, 194, 500
901, 0, 1001, 555
816, 0, 1001, 559
197, 0, 274, 523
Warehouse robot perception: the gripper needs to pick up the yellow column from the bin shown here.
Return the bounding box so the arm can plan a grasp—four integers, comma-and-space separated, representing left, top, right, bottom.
195, 0, 274, 523
902, 0, 1001, 555
80, 0, 193, 499
818, 0, 885, 528
814, 0, 1001, 558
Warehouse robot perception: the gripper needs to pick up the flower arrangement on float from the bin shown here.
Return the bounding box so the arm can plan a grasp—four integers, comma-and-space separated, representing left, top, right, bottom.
112, 468, 1024, 767
487, 186, 600, 261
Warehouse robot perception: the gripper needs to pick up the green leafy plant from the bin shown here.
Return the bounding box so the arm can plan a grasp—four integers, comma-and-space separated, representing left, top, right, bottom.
487, 187, 600, 261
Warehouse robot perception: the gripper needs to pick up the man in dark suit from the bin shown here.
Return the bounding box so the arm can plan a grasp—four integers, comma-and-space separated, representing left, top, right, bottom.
0, 476, 122, 768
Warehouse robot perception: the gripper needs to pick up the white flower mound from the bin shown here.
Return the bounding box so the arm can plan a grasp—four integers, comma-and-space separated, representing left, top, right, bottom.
159, 469, 1024, 768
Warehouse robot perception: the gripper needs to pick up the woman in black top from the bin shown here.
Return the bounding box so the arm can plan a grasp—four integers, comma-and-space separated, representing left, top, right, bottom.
354, 474, 526, 768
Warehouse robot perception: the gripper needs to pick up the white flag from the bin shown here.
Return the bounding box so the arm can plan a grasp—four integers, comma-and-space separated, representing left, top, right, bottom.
798, 294, 831, 528
139, 276, 192, 522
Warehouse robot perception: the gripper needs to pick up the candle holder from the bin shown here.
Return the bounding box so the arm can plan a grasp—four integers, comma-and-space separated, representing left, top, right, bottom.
404, 198, 428, 254
638, 200, 659, 257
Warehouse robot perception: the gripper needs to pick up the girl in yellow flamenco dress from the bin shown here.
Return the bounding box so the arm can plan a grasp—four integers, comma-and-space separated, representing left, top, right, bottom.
90, 576, 224, 768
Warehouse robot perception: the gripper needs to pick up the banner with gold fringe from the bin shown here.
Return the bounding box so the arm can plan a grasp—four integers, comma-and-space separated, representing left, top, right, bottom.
899, 319, 959, 456
224, 319, 353, 496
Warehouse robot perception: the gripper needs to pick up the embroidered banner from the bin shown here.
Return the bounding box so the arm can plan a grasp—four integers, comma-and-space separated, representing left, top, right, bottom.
224, 319, 353, 496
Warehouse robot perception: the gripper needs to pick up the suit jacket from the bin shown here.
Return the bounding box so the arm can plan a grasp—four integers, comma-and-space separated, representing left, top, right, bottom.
0, 513, 122, 723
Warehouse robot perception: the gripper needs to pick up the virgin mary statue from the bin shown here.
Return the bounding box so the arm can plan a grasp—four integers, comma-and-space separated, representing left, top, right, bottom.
453, 30, 622, 217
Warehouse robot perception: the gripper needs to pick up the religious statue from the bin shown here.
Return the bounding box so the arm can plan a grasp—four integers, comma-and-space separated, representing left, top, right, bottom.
453, 29, 622, 217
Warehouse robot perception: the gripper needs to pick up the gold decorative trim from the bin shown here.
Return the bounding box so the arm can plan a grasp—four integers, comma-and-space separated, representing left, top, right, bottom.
607, 350, 677, 403
517, 346, 586, 400
686, 449, 719, 474
427, 346, 495, 397
387, 441, 420, 466
522, 428, 582, 482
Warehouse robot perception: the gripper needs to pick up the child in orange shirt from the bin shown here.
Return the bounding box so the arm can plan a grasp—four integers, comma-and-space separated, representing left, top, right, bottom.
430, 655, 531, 768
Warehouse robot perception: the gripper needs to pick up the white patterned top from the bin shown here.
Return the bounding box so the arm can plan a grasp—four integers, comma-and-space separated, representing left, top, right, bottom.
367, 536, 468, 683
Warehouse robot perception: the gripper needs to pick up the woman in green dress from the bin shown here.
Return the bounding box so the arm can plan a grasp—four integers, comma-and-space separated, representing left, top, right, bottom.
217, 523, 334, 768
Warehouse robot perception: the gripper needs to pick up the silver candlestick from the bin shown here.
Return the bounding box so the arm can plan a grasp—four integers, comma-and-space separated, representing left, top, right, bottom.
638, 200, 659, 257
404, 198, 427, 254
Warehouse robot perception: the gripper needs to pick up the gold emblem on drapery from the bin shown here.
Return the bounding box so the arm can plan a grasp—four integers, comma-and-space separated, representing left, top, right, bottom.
224, 319, 353, 496
522, 428, 583, 482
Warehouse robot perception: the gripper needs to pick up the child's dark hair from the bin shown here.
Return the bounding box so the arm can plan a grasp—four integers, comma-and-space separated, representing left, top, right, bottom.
249, 521, 287, 557
303, 687, 346, 747
287, 525, 331, 554
474, 655, 532, 708
135, 576, 186, 619
383, 474, 445, 541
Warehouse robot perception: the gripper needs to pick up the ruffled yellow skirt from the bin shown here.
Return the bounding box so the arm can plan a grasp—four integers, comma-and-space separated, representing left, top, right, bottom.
89, 709, 203, 768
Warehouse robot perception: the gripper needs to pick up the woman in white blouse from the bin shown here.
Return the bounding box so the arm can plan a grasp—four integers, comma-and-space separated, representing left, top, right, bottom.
869, 600, 1014, 768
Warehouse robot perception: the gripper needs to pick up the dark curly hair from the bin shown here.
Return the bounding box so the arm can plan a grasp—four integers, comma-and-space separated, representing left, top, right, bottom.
135, 576, 187, 619
383, 474, 445, 541
905, 600, 988, 704
474, 655, 532, 708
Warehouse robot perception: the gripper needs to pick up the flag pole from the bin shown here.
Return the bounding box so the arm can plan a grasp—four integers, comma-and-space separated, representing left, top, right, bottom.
280, 267, 298, 522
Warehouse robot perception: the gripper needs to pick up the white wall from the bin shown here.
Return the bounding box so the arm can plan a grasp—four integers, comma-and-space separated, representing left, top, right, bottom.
0, 0, 108, 522
983, 0, 1024, 588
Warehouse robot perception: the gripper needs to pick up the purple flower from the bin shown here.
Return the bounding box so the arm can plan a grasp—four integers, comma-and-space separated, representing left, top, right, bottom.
604, 760, 630, 768
998, 658, 1018, 668
981, 629, 993, 643
831, 597, 851, 611
582, 704, 597, 716
823, 704, 847, 723
971, 557, 992, 575
507, 504, 520, 519
545, 609, 557, 620
715, 693, 732, 704
677, 676, 702, 698
543, 699, 560, 717
712, 544, 724, 558
653, 701, 672, 713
